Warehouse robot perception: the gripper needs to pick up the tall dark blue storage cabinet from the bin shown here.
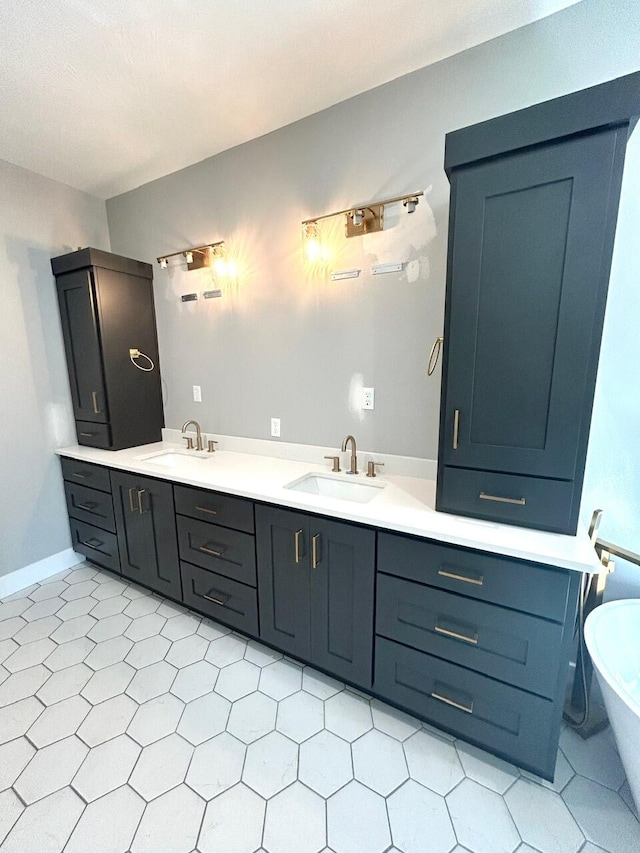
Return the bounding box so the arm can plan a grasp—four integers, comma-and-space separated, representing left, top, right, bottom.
436, 73, 640, 534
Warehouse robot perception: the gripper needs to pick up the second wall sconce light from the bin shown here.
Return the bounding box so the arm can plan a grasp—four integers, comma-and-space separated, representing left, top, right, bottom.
157, 241, 225, 272
301, 190, 423, 259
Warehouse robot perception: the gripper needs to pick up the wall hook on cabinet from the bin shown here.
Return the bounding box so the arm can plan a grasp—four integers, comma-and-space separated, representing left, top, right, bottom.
427, 336, 444, 376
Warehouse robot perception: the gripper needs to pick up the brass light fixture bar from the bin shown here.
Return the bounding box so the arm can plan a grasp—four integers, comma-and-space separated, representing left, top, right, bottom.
302, 190, 424, 239
157, 241, 225, 271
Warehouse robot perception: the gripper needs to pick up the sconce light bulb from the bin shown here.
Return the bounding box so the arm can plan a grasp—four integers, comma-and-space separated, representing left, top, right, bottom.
185, 251, 194, 264
160, 258, 168, 269
302, 222, 322, 262
353, 209, 364, 227
214, 257, 227, 276
403, 196, 419, 214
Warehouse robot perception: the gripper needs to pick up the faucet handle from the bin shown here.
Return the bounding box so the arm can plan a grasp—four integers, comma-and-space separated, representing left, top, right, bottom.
183, 436, 194, 450
324, 455, 341, 473
366, 461, 384, 478
207, 439, 218, 453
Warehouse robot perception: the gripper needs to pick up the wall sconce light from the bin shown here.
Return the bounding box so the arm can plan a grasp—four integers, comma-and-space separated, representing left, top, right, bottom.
302, 189, 424, 257
157, 241, 225, 272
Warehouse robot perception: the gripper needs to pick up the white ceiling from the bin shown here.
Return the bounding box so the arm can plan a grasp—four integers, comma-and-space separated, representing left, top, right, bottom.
0, 0, 581, 198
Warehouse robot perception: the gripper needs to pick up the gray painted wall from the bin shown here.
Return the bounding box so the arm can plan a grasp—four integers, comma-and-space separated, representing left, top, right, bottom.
0, 159, 110, 578
103, 0, 638, 592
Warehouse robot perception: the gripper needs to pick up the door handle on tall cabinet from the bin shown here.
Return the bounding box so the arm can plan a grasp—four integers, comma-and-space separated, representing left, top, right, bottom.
294, 529, 303, 564
311, 534, 320, 569
91, 391, 101, 414
128, 487, 136, 513
453, 409, 460, 450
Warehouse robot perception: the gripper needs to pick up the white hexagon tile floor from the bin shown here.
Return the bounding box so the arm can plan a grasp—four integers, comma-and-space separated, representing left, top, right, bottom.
0, 563, 638, 853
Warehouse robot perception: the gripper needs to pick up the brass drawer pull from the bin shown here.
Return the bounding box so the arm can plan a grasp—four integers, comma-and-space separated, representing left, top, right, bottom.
294, 529, 303, 564
453, 409, 460, 449
79, 432, 95, 437
195, 505, 218, 515
438, 569, 484, 587
91, 391, 101, 414
434, 624, 479, 645
203, 592, 229, 606
72, 471, 88, 478
431, 691, 473, 715
312, 534, 320, 569
82, 538, 103, 550
479, 492, 526, 506
76, 501, 98, 511
137, 489, 146, 514
128, 487, 136, 513
199, 543, 227, 558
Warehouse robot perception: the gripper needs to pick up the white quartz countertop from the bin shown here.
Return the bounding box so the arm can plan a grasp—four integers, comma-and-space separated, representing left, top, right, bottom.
56, 440, 600, 574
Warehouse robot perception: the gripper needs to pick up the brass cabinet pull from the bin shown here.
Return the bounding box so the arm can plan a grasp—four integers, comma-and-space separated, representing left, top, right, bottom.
438, 568, 484, 587
195, 505, 217, 515
82, 538, 103, 550
312, 534, 320, 569
453, 409, 460, 449
434, 624, 479, 645
294, 529, 303, 564
72, 471, 88, 479
137, 489, 146, 514
128, 487, 136, 513
76, 501, 98, 511
79, 432, 95, 437
199, 543, 226, 557
427, 336, 444, 376
91, 391, 101, 414
431, 691, 474, 715
479, 492, 526, 506
203, 592, 229, 606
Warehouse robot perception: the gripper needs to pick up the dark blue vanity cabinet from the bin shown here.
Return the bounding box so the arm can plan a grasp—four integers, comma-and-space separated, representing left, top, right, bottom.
436, 72, 640, 534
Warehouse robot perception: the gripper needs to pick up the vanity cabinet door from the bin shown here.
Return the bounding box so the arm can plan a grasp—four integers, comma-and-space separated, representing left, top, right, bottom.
256, 505, 311, 660
309, 518, 375, 688
111, 471, 181, 599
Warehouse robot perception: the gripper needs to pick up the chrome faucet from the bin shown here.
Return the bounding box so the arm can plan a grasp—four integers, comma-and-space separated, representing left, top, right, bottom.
182, 419, 204, 451
341, 434, 358, 475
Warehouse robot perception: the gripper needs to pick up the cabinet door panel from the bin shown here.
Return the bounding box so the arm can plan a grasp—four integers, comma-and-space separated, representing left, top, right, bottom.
441, 129, 620, 479
256, 505, 310, 660
310, 518, 375, 688
56, 270, 107, 423
112, 471, 181, 599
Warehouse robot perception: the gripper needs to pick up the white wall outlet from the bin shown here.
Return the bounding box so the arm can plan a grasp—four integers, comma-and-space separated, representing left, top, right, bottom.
271, 417, 281, 437
193, 385, 202, 402
362, 387, 375, 410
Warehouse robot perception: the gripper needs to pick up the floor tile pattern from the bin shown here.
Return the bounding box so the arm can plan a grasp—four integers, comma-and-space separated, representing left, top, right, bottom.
0, 561, 638, 852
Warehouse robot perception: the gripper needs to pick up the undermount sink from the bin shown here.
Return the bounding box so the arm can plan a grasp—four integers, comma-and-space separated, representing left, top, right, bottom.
136, 449, 212, 468
284, 472, 385, 504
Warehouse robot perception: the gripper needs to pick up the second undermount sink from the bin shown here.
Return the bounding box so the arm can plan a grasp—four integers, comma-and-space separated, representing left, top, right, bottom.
284, 472, 386, 504
136, 449, 213, 468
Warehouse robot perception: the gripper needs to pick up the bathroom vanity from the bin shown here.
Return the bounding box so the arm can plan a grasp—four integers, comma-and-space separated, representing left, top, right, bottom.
57, 440, 595, 780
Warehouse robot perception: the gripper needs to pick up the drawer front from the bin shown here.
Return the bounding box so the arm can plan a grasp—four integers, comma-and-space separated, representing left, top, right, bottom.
177, 515, 257, 587
181, 562, 258, 636
378, 532, 570, 623
438, 465, 576, 534
76, 420, 112, 449
65, 482, 116, 534
174, 484, 254, 533
61, 457, 112, 493
377, 573, 563, 698
374, 637, 558, 779
69, 518, 120, 573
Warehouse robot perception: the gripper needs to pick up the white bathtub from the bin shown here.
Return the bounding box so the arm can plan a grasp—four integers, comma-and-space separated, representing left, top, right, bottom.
585, 599, 640, 811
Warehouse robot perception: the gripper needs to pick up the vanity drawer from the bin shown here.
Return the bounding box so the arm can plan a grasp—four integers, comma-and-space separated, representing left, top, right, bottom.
61, 457, 112, 493
176, 515, 257, 587
65, 482, 116, 534
378, 532, 570, 623
181, 561, 258, 636
377, 573, 564, 698
374, 637, 557, 779
439, 465, 575, 534
76, 420, 112, 449
174, 484, 254, 533
69, 518, 120, 573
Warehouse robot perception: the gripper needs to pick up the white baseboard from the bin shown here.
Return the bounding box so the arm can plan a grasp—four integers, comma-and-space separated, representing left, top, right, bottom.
0, 549, 85, 599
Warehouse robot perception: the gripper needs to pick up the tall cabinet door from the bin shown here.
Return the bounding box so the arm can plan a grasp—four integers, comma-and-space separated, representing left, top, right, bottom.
256, 505, 311, 660
309, 518, 375, 688
111, 471, 181, 599
56, 269, 107, 423
440, 128, 622, 479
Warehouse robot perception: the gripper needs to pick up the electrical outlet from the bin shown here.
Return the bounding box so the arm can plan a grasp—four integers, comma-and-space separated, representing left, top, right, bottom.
271, 417, 281, 437
193, 385, 202, 402
362, 387, 375, 410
